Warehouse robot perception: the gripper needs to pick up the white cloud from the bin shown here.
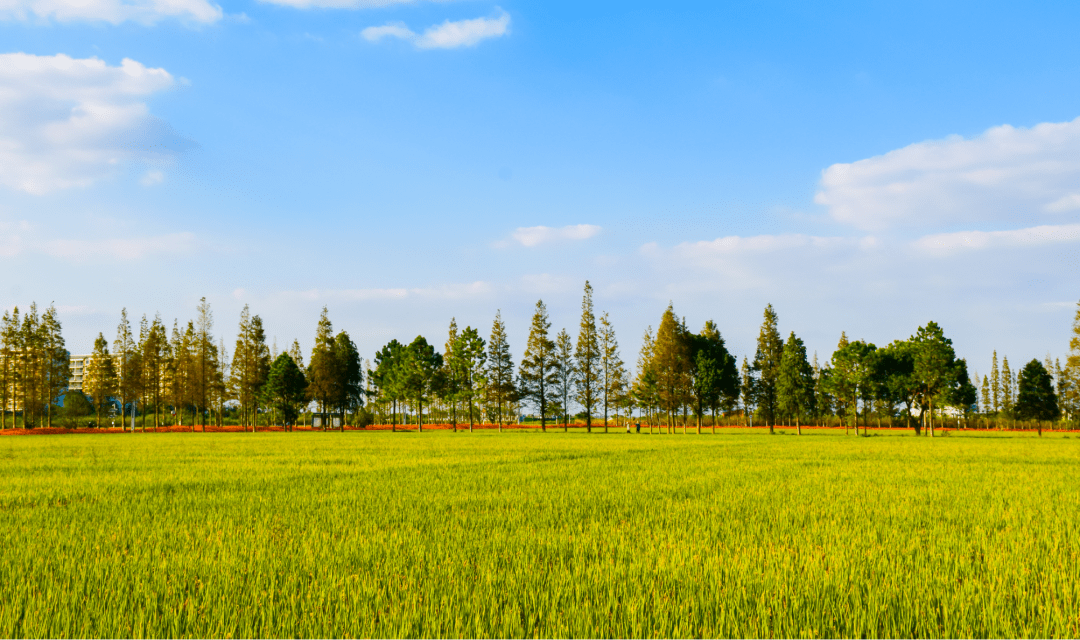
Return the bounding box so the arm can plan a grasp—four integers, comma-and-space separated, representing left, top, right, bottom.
914, 223, 1080, 254
361, 22, 414, 42
416, 12, 509, 49
263, 0, 429, 8
0, 0, 221, 24
510, 224, 601, 247
0, 53, 188, 195
140, 169, 164, 186
362, 11, 510, 49
280, 281, 493, 302
1045, 193, 1080, 213
0, 230, 197, 261
816, 117, 1080, 230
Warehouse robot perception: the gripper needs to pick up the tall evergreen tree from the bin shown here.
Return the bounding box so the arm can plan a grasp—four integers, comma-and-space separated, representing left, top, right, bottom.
739, 357, 754, 428
1064, 300, 1080, 424
451, 326, 486, 432
371, 339, 408, 431
307, 307, 340, 428
404, 335, 441, 432
84, 334, 117, 428
1001, 356, 1014, 416
631, 327, 658, 432
574, 282, 601, 432
487, 310, 516, 431
264, 353, 308, 430
443, 319, 462, 431
1015, 358, 1060, 432
652, 303, 687, 433
751, 304, 784, 434
519, 301, 558, 432
19, 304, 41, 427
194, 297, 218, 431
777, 331, 814, 435
692, 320, 737, 434
990, 351, 1001, 414
40, 305, 69, 428
0, 309, 17, 429
598, 312, 625, 433
333, 331, 364, 425
553, 328, 575, 432
113, 308, 139, 431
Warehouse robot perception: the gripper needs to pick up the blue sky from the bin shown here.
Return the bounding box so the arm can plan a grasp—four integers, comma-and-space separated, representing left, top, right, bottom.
2, 0, 1079, 381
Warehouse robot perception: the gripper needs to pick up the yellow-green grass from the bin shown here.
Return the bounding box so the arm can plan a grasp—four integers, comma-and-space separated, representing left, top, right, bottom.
0, 431, 1077, 638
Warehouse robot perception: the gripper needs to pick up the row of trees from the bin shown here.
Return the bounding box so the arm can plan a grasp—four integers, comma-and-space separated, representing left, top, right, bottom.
3, 289, 1078, 432
366, 282, 632, 432
0, 304, 68, 428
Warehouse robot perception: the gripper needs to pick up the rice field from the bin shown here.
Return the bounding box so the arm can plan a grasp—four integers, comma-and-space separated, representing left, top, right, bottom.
0, 429, 1077, 638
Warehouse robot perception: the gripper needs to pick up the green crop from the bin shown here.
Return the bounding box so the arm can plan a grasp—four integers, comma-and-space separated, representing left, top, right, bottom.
0, 431, 1077, 638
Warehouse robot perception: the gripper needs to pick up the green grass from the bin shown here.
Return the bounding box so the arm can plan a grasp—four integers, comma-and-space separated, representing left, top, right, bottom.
0, 431, 1077, 638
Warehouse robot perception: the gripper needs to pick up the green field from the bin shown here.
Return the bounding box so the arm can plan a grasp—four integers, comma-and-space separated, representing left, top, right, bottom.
0, 430, 1077, 638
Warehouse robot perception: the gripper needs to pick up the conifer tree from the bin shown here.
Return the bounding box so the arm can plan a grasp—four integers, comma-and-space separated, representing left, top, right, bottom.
372, 339, 407, 430
751, 304, 784, 434
1065, 301, 1080, 423
19, 304, 41, 427
452, 326, 486, 432
519, 301, 558, 432
0, 309, 17, 429
289, 340, 305, 370
40, 305, 68, 428
194, 298, 218, 431
990, 351, 1001, 415
980, 375, 991, 422
114, 309, 141, 431
574, 282, 601, 432
443, 319, 461, 431
777, 331, 814, 435
652, 303, 687, 433
264, 352, 308, 430
307, 307, 340, 428
740, 357, 754, 428
84, 334, 117, 428
598, 312, 625, 433
487, 310, 516, 431
631, 326, 657, 432
553, 328, 575, 432
404, 335, 441, 432
1015, 359, 1060, 432
333, 331, 363, 426
1001, 356, 1014, 416
692, 320, 736, 434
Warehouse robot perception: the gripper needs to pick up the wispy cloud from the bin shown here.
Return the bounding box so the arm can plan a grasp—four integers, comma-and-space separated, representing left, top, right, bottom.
362, 11, 510, 49
509, 224, 601, 247
0, 0, 221, 24
279, 281, 493, 302
261, 0, 437, 8
914, 223, 1080, 254
1, 231, 198, 261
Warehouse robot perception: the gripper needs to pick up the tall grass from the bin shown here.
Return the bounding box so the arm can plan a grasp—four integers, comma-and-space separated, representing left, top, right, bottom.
0, 431, 1077, 637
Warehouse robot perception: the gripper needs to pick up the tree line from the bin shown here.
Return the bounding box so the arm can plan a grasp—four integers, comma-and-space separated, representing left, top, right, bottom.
2, 285, 1078, 432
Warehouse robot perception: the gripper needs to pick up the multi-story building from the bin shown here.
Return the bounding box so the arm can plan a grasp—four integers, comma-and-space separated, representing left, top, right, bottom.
68, 354, 92, 393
